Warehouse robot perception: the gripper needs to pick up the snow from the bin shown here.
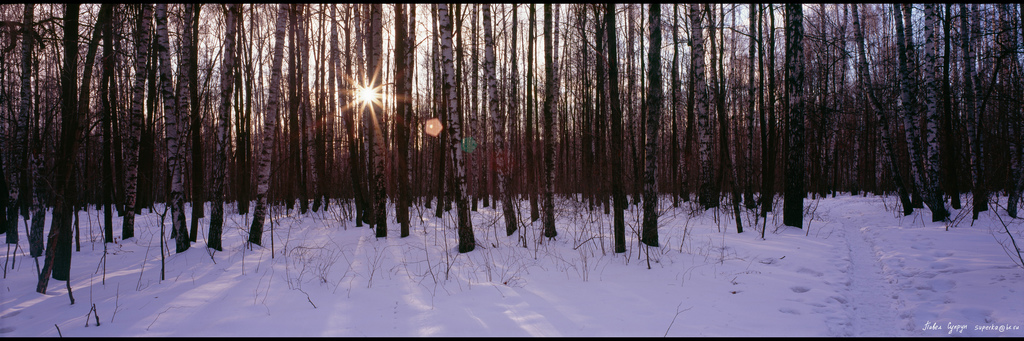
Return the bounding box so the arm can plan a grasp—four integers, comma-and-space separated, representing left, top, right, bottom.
2, 194, 1022, 336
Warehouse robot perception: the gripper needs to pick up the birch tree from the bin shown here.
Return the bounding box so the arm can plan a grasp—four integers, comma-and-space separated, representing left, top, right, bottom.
154, 4, 190, 252
853, 4, 914, 215
210, 4, 239, 251
894, 5, 925, 209
368, 4, 387, 238
249, 4, 289, 246
692, 4, 714, 210
439, 3, 475, 253
122, 3, 153, 241
298, 4, 320, 213
922, 4, 949, 221
483, 4, 517, 237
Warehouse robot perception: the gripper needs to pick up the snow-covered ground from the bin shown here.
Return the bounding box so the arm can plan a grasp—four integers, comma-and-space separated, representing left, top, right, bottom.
2, 194, 1022, 336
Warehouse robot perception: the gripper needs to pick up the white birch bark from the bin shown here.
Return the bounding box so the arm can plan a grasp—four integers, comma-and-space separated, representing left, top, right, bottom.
369, 4, 387, 237
249, 4, 289, 245
122, 3, 153, 241
155, 4, 189, 253
923, 4, 948, 221
439, 4, 475, 252
895, 5, 925, 208
853, 4, 914, 215
210, 3, 238, 250
691, 4, 713, 209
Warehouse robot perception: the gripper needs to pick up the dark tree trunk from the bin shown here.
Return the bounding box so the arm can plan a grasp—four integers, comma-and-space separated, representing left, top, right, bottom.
607, 3, 626, 254
642, 3, 663, 247
210, 4, 239, 251
189, 4, 203, 242
395, 4, 412, 237
38, 3, 81, 294
783, 4, 805, 228
940, 4, 961, 210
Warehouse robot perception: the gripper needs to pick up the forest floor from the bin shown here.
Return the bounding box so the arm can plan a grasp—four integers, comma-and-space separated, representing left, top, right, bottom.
1, 194, 1022, 336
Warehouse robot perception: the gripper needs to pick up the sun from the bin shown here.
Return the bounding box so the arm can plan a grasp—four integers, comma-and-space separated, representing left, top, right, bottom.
354, 85, 379, 107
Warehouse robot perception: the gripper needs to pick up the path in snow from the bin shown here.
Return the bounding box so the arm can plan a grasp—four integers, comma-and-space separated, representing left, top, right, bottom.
836, 206, 907, 336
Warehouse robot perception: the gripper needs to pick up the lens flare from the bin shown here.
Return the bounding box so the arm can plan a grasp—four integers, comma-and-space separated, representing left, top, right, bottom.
424, 118, 442, 137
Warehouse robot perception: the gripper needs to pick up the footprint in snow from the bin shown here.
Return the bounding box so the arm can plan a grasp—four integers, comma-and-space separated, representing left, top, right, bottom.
797, 267, 825, 277
779, 307, 802, 315
791, 286, 811, 293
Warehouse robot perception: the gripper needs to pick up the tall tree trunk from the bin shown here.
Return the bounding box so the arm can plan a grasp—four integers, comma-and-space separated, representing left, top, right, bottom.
368, 4, 387, 238
783, 4, 805, 228
27, 3, 53, 258
329, 4, 340, 209
999, 4, 1023, 218
761, 4, 778, 217
922, 4, 949, 221
249, 4, 289, 246
692, 4, 714, 210
642, 3, 663, 247
432, 4, 449, 219
395, 4, 412, 237
506, 4, 522, 235
853, 4, 914, 216
341, 5, 367, 227
298, 4, 320, 214
123, 3, 154, 241
38, 3, 80, 294
469, 4, 481, 212
527, 4, 539, 223
484, 4, 517, 237
542, 4, 557, 239
746, 3, 757, 209
175, 4, 196, 248
607, 3, 626, 254
960, 4, 986, 220
940, 4, 961, 210
210, 4, 239, 251
188, 4, 203, 242
439, 3, 475, 253
100, 3, 116, 244
155, 4, 190, 252
287, 4, 304, 213
8, 3, 34, 246
235, 5, 253, 216
671, 4, 681, 208
895, 5, 926, 209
